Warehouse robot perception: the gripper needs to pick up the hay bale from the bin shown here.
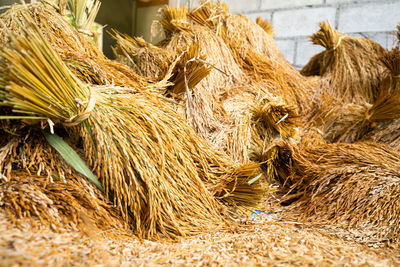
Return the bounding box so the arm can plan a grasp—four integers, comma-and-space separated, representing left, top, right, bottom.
0, 20, 265, 239
269, 141, 400, 242
301, 22, 386, 104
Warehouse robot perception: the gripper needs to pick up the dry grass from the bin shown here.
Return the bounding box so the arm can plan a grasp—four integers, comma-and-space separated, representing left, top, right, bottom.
0, 211, 399, 266
256, 17, 274, 36
268, 141, 400, 242
113, 33, 174, 80
306, 46, 400, 144
188, 1, 314, 114
0, 170, 126, 234
113, 4, 300, 167
0, 3, 147, 88
302, 22, 386, 104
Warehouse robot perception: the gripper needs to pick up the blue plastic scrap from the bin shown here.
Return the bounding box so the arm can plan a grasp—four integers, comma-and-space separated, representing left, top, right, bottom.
250, 210, 270, 220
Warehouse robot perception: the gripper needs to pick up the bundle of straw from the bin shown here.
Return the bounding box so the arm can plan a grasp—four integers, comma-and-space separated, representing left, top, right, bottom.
0, 18, 264, 239
269, 141, 400, 242
67, 0, 101, 33
113, 33, 174, 79
1, 170, 125, 233
113, 5, 300, 167
361, 47, 400, 149
256, 17, 274, 36
188, 1, 313, 114
307, 47, 400, 143
0, 3, 146, 88
301, 22, 386, 104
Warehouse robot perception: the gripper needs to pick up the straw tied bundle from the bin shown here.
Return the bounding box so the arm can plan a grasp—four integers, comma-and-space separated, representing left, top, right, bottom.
187, 1, 313, 115
362, 47, 400, 150
307, 46, 400, 144
0, 3, 147, 88
269, 141, 400, 242
302, 22, 386, 104
113, 6, 301, 164
0, 20, 264, 239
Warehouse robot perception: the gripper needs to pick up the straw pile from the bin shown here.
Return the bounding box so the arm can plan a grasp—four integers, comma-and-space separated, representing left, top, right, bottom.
306, 42, 400, 144
361, 47, 400, 150
0, 13, 265, 239
269, 141, 400, 242
1, 210, 399, 266
1, 0, 400, 258
1, 170, 125, 234
187, 1, 314, 114
253, 20, 400, 245
113, 5, 301, 165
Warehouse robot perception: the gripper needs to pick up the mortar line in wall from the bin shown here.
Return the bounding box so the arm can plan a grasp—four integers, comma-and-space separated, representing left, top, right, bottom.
293, 39, 298, 66
243, 0, 397, 15
334, 4, 339, 29
244, 5, 335, 14
270, 11, 274, 24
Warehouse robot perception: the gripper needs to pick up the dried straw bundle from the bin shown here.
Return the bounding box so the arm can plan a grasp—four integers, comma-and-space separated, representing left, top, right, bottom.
308, 48, 400, 143
188, 1, 313, 114
301, 22, 386, 104
269, 141, 400, 241
361, 47, 400, 149
113, 33, 174, 80
189, 1, 282, 63
155, 6, 251, 145
1, 170, 125, 234
112, 31, 213, 98
307, 100, 372, 143
0, 3, 146, 87
362, 118, 400, 152
0, 20, 264, 239
112, 6, 300, 168
221, 85, 300, 164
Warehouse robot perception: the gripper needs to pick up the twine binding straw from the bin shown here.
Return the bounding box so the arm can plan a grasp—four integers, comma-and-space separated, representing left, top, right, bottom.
64, 89, 97, 126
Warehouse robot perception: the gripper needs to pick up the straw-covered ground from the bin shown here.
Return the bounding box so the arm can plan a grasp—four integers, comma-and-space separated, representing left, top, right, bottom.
1, 209, 400, 266
1, 0, 400, 265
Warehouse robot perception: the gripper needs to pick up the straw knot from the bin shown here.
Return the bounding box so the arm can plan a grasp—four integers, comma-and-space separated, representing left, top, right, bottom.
64, 90, 96, 127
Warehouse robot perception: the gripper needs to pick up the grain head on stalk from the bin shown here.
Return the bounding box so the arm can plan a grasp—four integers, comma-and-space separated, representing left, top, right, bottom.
1, 170, 126, 235
0, 16, 265, 239
113, 33, 175, 80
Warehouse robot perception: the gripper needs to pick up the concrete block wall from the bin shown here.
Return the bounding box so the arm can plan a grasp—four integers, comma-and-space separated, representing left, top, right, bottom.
179, 0, 400, 68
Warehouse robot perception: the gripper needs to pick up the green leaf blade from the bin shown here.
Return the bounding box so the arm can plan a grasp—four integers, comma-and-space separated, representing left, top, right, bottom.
43, 130, 103, 192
